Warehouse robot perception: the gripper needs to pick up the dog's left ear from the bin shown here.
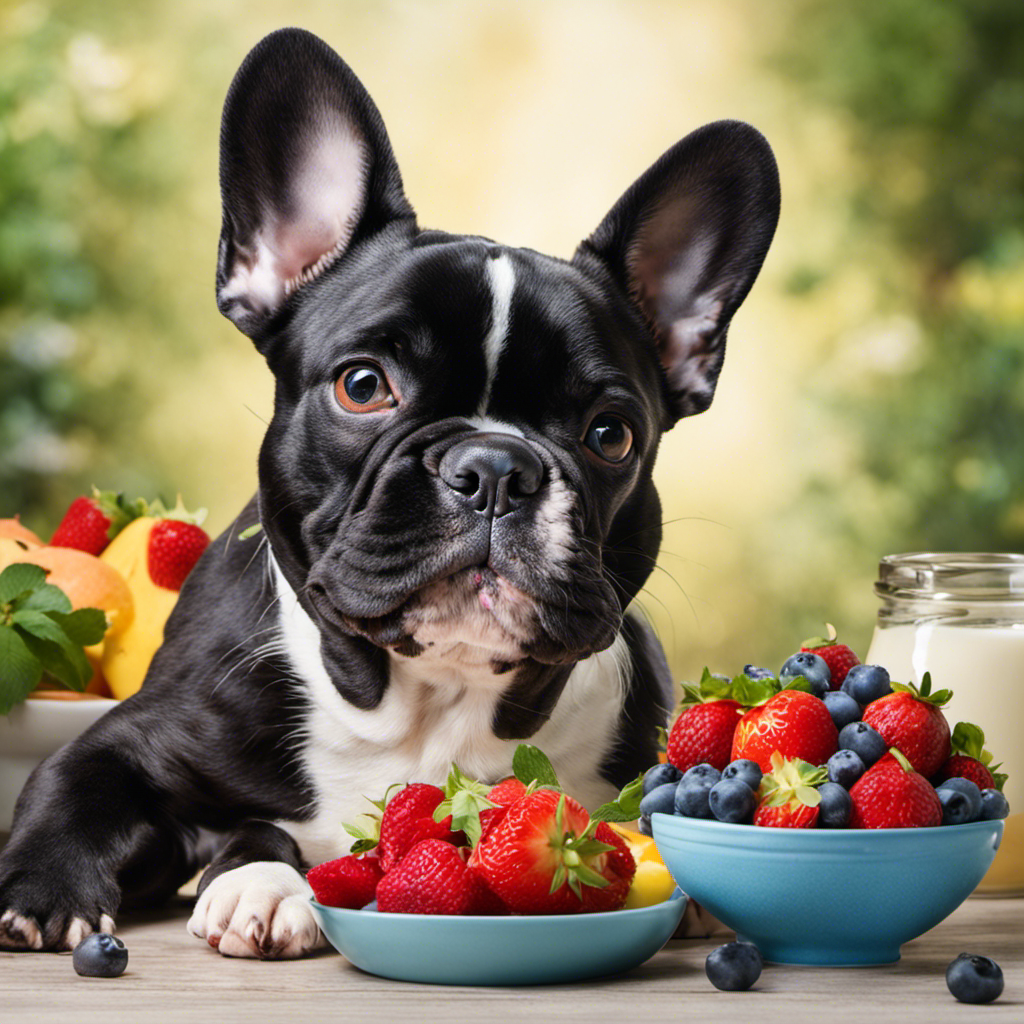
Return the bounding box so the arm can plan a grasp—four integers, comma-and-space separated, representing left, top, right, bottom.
216, 28, 414, 342
576, 120, 780, 423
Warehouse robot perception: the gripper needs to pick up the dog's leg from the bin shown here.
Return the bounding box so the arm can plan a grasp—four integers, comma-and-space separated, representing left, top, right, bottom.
187, 821, 325, 960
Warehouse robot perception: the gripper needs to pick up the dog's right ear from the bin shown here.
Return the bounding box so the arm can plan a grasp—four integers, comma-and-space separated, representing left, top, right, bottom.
216, 28, 414, 343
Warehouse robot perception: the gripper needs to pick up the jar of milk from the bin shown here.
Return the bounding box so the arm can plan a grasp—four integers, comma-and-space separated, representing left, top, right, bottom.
866, 553, 1023, 895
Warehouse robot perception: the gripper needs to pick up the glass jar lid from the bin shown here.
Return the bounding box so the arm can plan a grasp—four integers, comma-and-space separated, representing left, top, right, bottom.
875, 552, 1024, 602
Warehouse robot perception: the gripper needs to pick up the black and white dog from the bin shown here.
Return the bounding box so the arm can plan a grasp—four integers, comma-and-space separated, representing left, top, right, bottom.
0, 28, 778, 958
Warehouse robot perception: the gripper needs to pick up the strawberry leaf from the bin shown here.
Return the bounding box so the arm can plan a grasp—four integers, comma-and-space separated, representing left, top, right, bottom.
951, 721, 986, 760
512, 744, 561, 789
730, 673, 780, 707
238, 523, 263, 541
801, 622, 839, 648
589, 773, 645, 823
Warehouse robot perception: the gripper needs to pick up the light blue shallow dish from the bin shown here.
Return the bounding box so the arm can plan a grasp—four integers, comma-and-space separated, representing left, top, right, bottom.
652, 812, 1003, 966
312, 889, 687, 986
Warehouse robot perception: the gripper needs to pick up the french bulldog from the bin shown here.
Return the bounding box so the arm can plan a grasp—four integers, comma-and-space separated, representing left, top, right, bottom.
0, 27, 778, 958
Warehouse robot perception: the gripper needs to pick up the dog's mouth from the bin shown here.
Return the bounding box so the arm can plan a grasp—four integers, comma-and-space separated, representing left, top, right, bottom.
305, 564, 603, 666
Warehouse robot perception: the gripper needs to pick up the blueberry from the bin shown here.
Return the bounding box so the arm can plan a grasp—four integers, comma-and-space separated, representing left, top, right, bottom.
779, 652, 831, 697
826, 748, 866, 789
936, 779, 982, 824
980, 788, 1010, 821
743, 664, 775, 681
838, 721, 887, 767
683, 763, 722, 785
709, 778, 757, 823
823, 691, 862, 731
841, 664, 892, 705
705, 941, 763, 991
946, 953, 1004, 1003
642, 762, 682, 796
637, 814, 653, 836
722, 758, 763, 792
817, 781, 852, 828
639, 782, 679, 818
72, 933, 128, 978
675, 775, 717, 819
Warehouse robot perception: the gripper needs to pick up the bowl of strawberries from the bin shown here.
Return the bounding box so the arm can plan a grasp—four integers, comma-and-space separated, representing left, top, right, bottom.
307, 751, 687, 985
642, 632, 1010, 966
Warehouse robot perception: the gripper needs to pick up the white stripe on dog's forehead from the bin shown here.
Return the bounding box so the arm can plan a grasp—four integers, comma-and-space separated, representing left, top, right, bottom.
475, 253, 515, 417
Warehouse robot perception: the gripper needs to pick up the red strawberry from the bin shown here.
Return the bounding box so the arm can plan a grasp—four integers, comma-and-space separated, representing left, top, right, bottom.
147, 518, 210, 591
377, 783, 462, 872
488, 777, 528, 805
731, 690, 839, 772
667, 700, 744, 773
752, 752, 826, 828
51, 489, 146, 556
376, 839, 505, 915
469, 789, 635, 914
801, 626, 860, 690
861, 673, 951, 778
307, 854, 383, 909
933, 754, 995, 791
849, 750, 942, 828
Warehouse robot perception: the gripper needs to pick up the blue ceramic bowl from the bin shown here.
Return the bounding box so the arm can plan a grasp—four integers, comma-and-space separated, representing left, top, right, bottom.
311, 889, 687, 986
652, 813, 1003, 966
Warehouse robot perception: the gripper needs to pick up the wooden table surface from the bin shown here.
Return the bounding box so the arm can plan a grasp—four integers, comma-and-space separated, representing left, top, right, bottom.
1, 892, 1020, 1023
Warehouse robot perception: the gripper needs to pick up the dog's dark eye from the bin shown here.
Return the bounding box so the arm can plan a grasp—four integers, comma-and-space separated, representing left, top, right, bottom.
335, 364, 397, 413
583, 414, 634, 463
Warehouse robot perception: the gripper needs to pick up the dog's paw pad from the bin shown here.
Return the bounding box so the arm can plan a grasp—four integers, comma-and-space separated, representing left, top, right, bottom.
0, 910, 43, 950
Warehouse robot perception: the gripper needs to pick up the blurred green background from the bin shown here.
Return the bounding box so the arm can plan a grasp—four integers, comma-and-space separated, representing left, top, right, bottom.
2, 0, 1022, 684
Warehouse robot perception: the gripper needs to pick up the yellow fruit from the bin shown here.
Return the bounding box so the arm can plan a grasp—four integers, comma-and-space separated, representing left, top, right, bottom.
0, 543, 134, 648
99, 518, 180, 699
608, 823, 677, 909
0, 517, 43, 547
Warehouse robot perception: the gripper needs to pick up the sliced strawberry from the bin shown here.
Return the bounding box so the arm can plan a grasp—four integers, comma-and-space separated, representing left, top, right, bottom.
469, 789, 635, 914
752, 752, 826, 828
849, 750, 942, 828
801, 625, 860, 690
51, 489, 146, 556
376, 839, 506, 915
732, 690, 839, 772
307, 854, 383, 909
861, 673, 951, 778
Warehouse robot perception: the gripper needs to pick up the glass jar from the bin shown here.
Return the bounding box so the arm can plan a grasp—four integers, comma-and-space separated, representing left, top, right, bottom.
866, 553, 1024, 895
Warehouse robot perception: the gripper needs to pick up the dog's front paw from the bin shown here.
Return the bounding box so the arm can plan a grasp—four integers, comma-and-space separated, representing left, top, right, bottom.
0, 851, 118, 952
187, 862, 324, 959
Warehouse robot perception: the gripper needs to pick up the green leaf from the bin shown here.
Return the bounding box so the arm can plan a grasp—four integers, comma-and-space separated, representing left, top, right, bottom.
512, 744, 561, 789
780, 675, 814, 694
48, 608, 107, 646
0, 563, 48, 605
11, 609, 71, 646
590, 773, 645, 823
238, 522, 263, 541
17, 630, 90, 692
0, 626, 43, 714
19, 584, 72, 615
731, 673, 779, 707
570, 862, 611, 889
349, 838, 378, 855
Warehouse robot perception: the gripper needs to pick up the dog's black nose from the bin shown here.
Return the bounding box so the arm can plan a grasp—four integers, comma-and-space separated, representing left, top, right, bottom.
438, 433, 543, 518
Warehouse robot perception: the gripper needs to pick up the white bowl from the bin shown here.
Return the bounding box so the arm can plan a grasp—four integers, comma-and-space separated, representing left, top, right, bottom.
0, 697, 118, 831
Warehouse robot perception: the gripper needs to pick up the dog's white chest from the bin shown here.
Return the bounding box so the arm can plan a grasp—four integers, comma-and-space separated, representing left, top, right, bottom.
270, 567, 627, 866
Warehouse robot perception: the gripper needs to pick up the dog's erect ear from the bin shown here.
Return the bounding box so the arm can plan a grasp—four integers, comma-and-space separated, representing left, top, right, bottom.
576, 120, 779, 422
216, 28, 414, 341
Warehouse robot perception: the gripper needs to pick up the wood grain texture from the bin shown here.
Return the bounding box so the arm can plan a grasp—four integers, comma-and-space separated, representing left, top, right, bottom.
0, 885, 1020, 1024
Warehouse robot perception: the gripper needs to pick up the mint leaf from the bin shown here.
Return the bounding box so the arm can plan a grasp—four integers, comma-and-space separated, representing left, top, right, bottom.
48, 609, 107, 647
512, 744, 561, 789
17, 630, 90, 692
0, 563, 48, 605
590, 773, 645, 823
19, 584, 72, 615
10, 609, 70, 646
0, 627, 43, 713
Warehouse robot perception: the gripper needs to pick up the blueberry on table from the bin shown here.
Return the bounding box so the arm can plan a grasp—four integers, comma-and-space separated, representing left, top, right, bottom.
642, 762, 682, 795
709, 778, 757, 823
980, 788, 1010, 821
837, 721, 887, 767
946, 953, 1003, 1003
817, 781, 852, 828
827, 748, 866, 789
779, 652, 831, 697
840, 664, 892, 705
705, 941, 763, 991
72, 933, 128, 978
722, 758, 763, 792
937, 779, 982, 825
639, 782, 679, 819
823, 690, 862, 731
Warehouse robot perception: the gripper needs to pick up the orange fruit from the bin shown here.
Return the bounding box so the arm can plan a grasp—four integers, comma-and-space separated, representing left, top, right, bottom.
0, 517, 43, 547
0, 545, 134, 639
